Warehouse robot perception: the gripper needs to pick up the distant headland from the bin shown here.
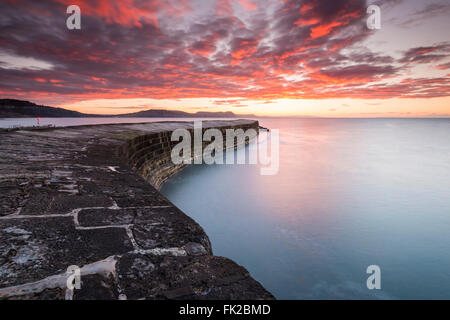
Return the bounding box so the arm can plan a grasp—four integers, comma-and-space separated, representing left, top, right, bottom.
0, 99, 255, 118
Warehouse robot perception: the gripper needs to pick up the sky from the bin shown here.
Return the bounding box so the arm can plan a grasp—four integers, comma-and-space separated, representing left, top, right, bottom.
0, 0, 449, 117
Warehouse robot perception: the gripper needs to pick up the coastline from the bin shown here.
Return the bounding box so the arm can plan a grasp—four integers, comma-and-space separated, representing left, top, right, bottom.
0, 120, 274, 300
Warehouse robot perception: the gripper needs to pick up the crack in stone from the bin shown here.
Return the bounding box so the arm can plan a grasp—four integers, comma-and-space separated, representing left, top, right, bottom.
0, 205, 167, 220
125, 226, 139, 250
132, 247, 187, 256
0, 212, 73, 220
75, 224, 133, 231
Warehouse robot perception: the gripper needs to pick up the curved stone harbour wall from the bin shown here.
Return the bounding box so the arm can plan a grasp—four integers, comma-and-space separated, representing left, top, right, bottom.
0, 120, 273, 300
119, 121, 259, 189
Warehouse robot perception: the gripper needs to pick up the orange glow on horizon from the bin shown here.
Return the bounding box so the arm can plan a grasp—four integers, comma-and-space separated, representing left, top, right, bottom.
58, 97, 450, 118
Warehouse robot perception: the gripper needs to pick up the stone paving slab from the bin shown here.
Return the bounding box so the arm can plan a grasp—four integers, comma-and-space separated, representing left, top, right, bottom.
114, 253, 273, 300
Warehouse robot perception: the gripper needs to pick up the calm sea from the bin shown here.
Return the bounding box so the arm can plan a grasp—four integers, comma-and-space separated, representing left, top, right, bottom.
161, 118, 450, 299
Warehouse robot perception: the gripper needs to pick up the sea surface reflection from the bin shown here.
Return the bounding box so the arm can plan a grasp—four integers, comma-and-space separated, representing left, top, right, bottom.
161, 118, 450, 299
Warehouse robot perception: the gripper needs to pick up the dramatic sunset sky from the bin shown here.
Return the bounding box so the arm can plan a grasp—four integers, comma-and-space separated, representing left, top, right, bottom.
0, 0, 449, 117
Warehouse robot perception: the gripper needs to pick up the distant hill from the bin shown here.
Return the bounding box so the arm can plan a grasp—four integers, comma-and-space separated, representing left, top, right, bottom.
118, 109, 191, 117
120, 109, 252, 118
0, 99, 90, 118
0, 99, 254, 118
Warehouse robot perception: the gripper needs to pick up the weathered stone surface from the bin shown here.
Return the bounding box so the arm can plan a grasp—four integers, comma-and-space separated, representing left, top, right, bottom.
115, 254, 273, 300
72, 274, 118, 300
0, 120, 274, 300
130, 210, 212, 252
6, 287, 65, 300
0, 217, 133, 288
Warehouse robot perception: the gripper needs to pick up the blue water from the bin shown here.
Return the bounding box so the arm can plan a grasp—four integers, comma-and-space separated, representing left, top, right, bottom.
161, 118, 450, 299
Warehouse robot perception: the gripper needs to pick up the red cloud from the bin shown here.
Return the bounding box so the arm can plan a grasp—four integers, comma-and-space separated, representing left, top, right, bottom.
0, 0, 449, 106
238, 0, 258, 11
